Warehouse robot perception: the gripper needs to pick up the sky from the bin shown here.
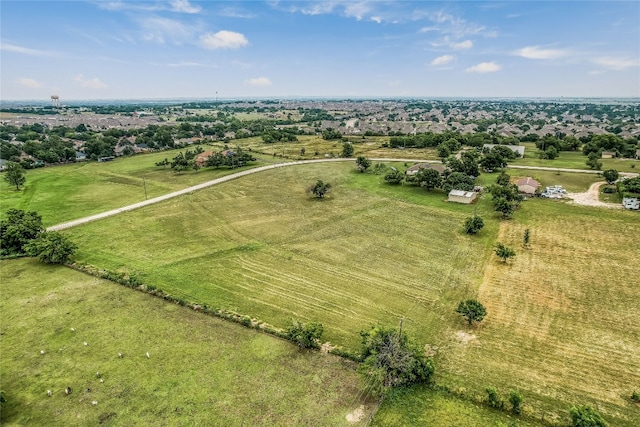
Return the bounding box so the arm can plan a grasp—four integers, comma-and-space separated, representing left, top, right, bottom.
1, 1, 639, 100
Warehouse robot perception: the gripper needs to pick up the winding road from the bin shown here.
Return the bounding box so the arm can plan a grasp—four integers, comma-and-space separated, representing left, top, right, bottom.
46, 159, 637, 231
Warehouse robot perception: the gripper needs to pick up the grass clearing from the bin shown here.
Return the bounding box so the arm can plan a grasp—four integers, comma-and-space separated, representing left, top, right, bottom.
0, 258, 371, 426
0, 147, 268, 226
373, 386, 540, 426
62, 161, 640, 425
65, 162, 497, 350
515, 143, 640, 173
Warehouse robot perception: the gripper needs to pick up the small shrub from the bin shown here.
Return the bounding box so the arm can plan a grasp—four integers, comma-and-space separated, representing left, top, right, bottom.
464, 216, 484, 235
486, 386, 504, 409
632, 390, 640, 402
569, 405, 607, 427
509, 390, 523, 414
285, 319, 323, 349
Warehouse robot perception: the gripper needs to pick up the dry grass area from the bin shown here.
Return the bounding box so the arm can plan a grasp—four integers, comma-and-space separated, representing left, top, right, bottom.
440, 200, 640, 425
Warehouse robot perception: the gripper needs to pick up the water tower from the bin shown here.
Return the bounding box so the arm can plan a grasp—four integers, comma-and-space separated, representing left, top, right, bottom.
51, 95, 60, 108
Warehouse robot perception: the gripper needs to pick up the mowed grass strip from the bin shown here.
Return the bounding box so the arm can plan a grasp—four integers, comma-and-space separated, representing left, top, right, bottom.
0, 258, 371, 426
65, 162, 494, 350
0, 146, 268, 226
372, 385, 541, 427
439, 200, 640, 426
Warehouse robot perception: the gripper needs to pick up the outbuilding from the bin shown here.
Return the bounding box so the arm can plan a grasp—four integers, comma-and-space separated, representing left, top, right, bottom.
405, 162, 446, 176
517, 177, 540, 195
448, 189, 477, 204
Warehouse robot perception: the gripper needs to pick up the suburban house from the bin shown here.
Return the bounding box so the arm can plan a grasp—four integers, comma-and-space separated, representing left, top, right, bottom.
195, 150, 216, 167
517, 177, 540, 195
75, 151, 87, 161
448, 189, 478, 204
405, 162, 446, 176
483, 144, 525, 157
601, 151, 615, 159
636, 148, 640, 159
0, 158, 7, 171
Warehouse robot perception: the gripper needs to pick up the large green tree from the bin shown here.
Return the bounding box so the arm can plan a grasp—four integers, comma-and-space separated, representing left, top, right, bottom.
309, 180, 331, 198
0, 209, 43, 256
358, 325, 434, 398
25, 231, 77, 264
355, 156, 371, 173
384, 167, 404, 184
3, 161, 26, 190
341, 142, 354, 158
456, 299, 487, 325
602, 169, 619, 185
415, 168, 442, 190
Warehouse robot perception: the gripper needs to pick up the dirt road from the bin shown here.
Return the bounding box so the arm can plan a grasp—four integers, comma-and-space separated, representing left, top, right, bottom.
46, 159, 636, 231
566, 181, 622, 209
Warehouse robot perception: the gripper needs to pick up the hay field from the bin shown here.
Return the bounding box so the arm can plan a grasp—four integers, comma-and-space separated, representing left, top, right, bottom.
65, 162, 495, 350
62, 161, 640, 425
439, 199, 640, 425
0, 258, 370, 426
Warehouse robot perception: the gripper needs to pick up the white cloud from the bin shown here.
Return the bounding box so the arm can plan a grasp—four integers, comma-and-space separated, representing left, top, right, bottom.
167, 62, 205, 67
74, 74, 107, 89
343, 2, 373, 21
170, 0, 201, 14
137, 16, 194, 44
450, 39, 472, 50
371, 16, 382, 24
0, 42, 56, 57
99, 0, 200, 13
200, 31, 249, 50
591, 56, 639, 70
466, 62, 501, 73
431, 55, 455, 66
18, 78, 42, 88
245, 77, 272, 87
218, 7, 256, 18
514, 46, 566, 59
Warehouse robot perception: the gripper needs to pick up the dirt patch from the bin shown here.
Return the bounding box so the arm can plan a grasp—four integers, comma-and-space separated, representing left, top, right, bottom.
320, 342, 335, 354
346, 405, 365, 423
424, 344, 439, 357
455, 331, 477, 344
566, 181, 621, 209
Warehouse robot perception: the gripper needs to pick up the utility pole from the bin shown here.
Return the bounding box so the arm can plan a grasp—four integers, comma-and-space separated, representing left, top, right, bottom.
143, 177, 148, 200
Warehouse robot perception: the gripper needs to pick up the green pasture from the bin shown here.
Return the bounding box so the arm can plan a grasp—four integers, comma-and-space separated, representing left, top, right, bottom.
0, 258, 371, 426
515, 142, 640, 172
0, 147, 268, 226
61, 161, 640, 425
65, 162, 497, 349
373, 386, 541, 427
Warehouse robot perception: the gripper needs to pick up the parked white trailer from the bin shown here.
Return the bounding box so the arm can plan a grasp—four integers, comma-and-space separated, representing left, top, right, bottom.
622, 197, 639, 210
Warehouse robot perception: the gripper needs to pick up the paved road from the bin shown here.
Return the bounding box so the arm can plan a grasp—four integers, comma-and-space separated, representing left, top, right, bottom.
46, 158, 637, 231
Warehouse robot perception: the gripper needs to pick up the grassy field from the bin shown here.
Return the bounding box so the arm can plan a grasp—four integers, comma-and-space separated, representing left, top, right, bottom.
64, 162, 497, 349
515, 142, 640, 173
0, 147, 269, 226
0, 258, 372, 426
59, 161, 640, 425
373, 386, 541, 426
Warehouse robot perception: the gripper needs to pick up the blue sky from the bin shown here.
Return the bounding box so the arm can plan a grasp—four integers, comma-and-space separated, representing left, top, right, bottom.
1, 1, 639, 100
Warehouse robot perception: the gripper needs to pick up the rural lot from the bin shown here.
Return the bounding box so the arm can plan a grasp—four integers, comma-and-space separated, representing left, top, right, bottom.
1, 100, 639, 426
